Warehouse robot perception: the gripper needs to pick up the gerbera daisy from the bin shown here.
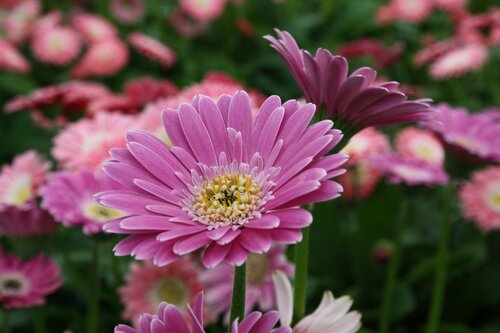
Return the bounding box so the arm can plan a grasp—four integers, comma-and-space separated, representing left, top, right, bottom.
338, 162, 382, 201
32, 11, 61, 32
459, 166, 500, 232
433, 0, 467, 12
52, 112, 137, 171
71, 12, 117, 42
272, 271, 362, 333
41, 169, 124, 235
180, 0, 226, 22
201, 244, 294, 318
98, 91, 347, 267
168, 8, 209, 38
265, 30, 433, 139
0, 0, 40, 44
395, 127, 444, 165
124, 77, 179, 107
0, 202, 58, 237
0, 150, 50, 209
110, 0, 145, 24
31, 26, 81, 66
0, 248, 63, 309
119, 257, 210, 326
414, 39, 459, 67
341, 127, 390, 165
390, 0, 433, 23
0, 39, 31, 73
115, 292, 291, 333
128, 33, 176, 68
86, 94, 138, 116
430, 43, 488, 79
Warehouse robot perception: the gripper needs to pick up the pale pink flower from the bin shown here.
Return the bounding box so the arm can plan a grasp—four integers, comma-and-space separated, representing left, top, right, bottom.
338, 163, 382, 201
340, 128, 390, 165
430, 43, 488, 79
32, 11, 61, 32
180, 0, 226, 22
168, 8, 209, 37
414, 39, 459, 67
433, 0, 467, 12
31, 26, 81, 66
124, 77, 179, 107
0, 39, 30, 73
395, 127, 444, 165
86, 94, 138, 116
0, 202, 58, 237
390, 0, 433, 23
0, 0, 40, 44
110, 0, 145, 24
128, 33, 176, 68
71, 12, 117, 42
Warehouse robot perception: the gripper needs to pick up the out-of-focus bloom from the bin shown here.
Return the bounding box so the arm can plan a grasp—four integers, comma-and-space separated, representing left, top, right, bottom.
52, 112, 136, 171
129, 33, 176, 68
115, 292, 291, 333
430, 43, 488, 79
456, 11, 500, 45
31, 26, 81, 66
98, 91, 347, 267
0, 248, 62, 309
341, 128, 390, 164
0, 39, 31, 73
414, 39, 459, 67
71, 38, 129, 78
32, 11, 61, 32
110, 0, 145, 24
168, 8, 209, 38
236, 19, 254, 37
0, 150, 50, 209
459, 166, 500, 232
372, 154, 448, 186
41, 169, 124, 235
119, 258, 209, 326
390, 0, 432, 23
395, 127, 444, 165
0, 202, 58, 237
337, 39, 404, 69
273, 271, 361, 333
180, 0, 226, 22
71, 12, 117, 42
266, 30, 433, 136
433, 0, 467, 13
202, 244, 294, 318
423, 104, 500, 163
86, 94, 138, 116
0, 0, 40, 44
124, 77, 179, 107
372, 240, 393, 264
339, 163, 382, 201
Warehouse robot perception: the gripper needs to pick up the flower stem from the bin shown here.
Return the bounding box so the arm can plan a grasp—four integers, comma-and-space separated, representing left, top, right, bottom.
378, 197, 409, 333
2, 310, 10, 333
87, 240, 101, 333
425, 183, 453, 333
34, 307, 46, 333
293, 226, 310, 324
229, 263, 247, 329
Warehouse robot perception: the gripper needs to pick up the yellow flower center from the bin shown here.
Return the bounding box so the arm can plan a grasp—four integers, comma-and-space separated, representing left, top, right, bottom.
3, 174, 33, 206
486, 186, 500, 213
451, 136, 479, 151
246, 253, 269, 285
150, 278, 188, 308
83, 202, 123, 223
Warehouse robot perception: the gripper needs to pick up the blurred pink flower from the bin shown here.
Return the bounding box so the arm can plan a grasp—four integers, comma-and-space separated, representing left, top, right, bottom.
0, 248, 62, 309
341, 128, 390, 165
124, 77, 179, 107
0, 0, 40, 44
391, 0, 433, 22
110, 0, 145, 24
337, 39, 404, 69
0, 201, 58, 237
338, 162, 382, 201
169, 8, 209, 37
86, 94, 138, 116
71, 12, 117, 42
414, 39, 459, 67
180, 0, 226, 22
460, 166, 500, 232
0, 39, 31, 73
32, 11, 61, 32
31, 26, 82, 66
129, 33, 176, 68
430, 43, 488, 79
395, 127, 444, 165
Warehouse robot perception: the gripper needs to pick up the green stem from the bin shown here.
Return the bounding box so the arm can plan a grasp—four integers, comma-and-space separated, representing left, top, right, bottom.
378, 197, 409, 333
229, 263, 247, 329
425, 183, 453, 333
2, 310, 10, 333
87, 241, 101, 333
293, 226, 310, 324
34, 307, 46, 333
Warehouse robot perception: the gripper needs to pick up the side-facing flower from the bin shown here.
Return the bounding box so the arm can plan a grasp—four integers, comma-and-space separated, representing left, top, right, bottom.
395, 127, 444, 165
430, 43, 488, 79
71, 12, 117, 42
180, 0, 226, 23
272, 271, 361, 333
128, 33, 176, 68
0, 39, 31, 73
110, 0, 145, 24
98, 91, 347, 267
0, 202, 58, 237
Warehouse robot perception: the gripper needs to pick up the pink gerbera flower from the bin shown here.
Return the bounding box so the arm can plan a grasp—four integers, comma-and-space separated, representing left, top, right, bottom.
201, 244, 294, 318
0, 0, 40, 44
31, 26, 81, 66
430, 43, 488, 79
86, 94, 138, 116
129, 33, 176, 68
71, 12, 117, 42
115, 292, 291, 333
180, 0, 226, 22
265, 30, 433, 137
110, 0, 145, 24
71, 38, 129, 78
433, 0, 467, 12
168, 8, 210, 38
390, 0, 433, 23
119, 257, 210, 326
459, 166, 500, 232
124, 77, 179, 107
52, 112, 136, 171
338, 163, 382, 201
98, 91, 347, 267
32, 11, 61, 32
0, 202, 58, 237
41, 169, 124, 235
0, 150, 50, 209
0, 39, 31, 73
0, 248, 62, 309
395, 127, 444, 165
341, 127, 390, 165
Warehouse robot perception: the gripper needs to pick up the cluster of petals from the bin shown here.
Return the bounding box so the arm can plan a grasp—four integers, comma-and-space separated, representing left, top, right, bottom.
31, 26, 82, 66
180, 0, 227, 23
124, 77, 179, 107
459, 166, 500, 232
129, 33, 176, 68
115, 292, 290, 333
110, 0, 145, 24
41, 169, 125, 235
395, 127, 445, 165
265, 30, 433, 134
71, 12, 118, 42
0, 39, 31, 73
376, 0, 433, 24
455, 9, 500, 46
0, 0, 40, 44
168, 8, 209, 38
0, 202, 58, 237
429, 43, 488, 79
337, 38, 404, 69
0, 247, 62, 309
98, 91, 347, 267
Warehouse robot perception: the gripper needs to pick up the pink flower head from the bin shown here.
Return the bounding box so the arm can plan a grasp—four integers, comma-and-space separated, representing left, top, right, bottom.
120, 257, 210, 326
115, 292, 291, 333
124, 77, 179, 107
201, 244, 294, 318
414, 39, 459, 67
110, 0, 145, 24
0, 202, 58, 237
433, 0, 467, 12
52, 112, 137, 171
341, 127, 390, 165
71, 38, 129, 78
98, 91, 347, 267
337, 39, 404, 70
372, 154, 448, 186
71, 12, 117, 42
180, 0, 226, 22
395, 127, 444, 165
0, 150, 50, 209
338, 163, 382, 201
32, 11, 61, 32
272, 271, 361, 333
390, 0, 433, 23
41, 169, 125, 235
129, 33, 176, 68
265, 30, 433, 135
0, 39, 30, 73
0, 248, 62, 309
168, 8, 210, 38
459, 166, 500, 232
31, 26, 82, 66
430, 43, 488, 79
0, 0, 40, 44
423, 104, 500, 163
86, 94, 138, 116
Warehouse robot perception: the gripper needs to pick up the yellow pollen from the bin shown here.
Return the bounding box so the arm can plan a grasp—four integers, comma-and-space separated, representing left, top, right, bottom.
13, 186, 32, 206
83, 202, 123, 223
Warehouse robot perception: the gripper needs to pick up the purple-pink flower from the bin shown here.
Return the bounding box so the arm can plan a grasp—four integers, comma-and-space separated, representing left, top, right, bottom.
0, 201, 58, 237
98, 91, 347, 267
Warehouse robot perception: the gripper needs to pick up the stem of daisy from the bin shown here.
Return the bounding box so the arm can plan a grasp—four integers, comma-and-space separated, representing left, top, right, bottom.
425, 183, 453, 333
229, 262, 247, 330
34, 307, 46, 333
378, 196, 409, 333
87, 240, 101, 333
293, 215, 312, 323
2, 310, 10, 333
